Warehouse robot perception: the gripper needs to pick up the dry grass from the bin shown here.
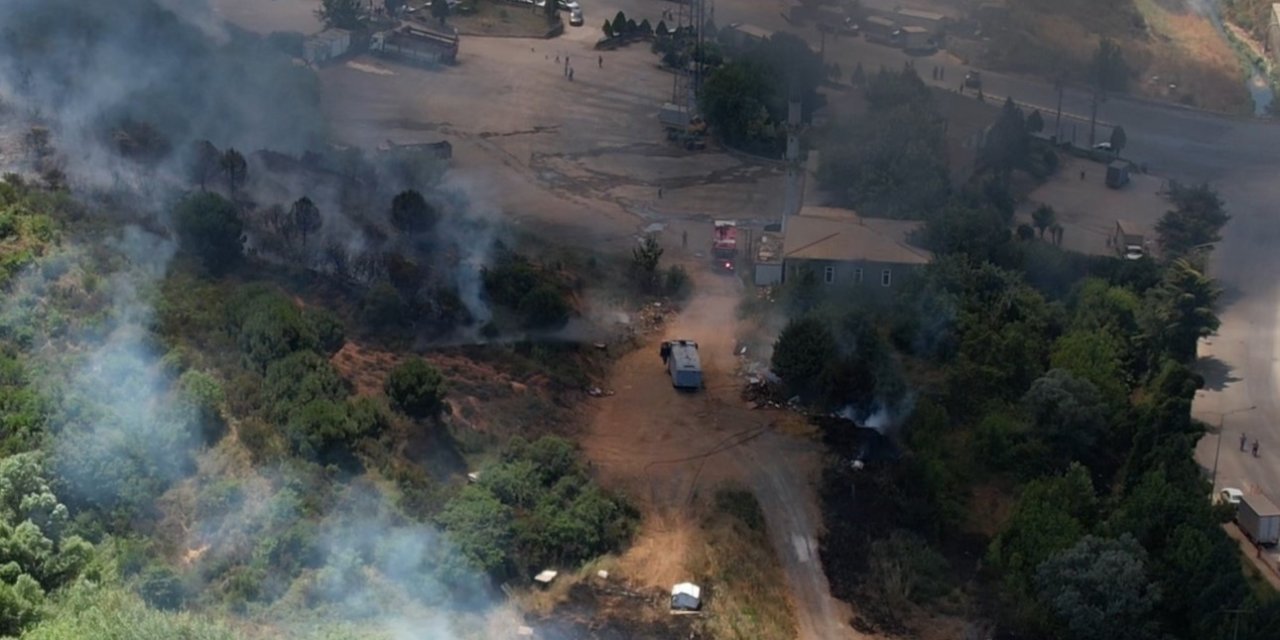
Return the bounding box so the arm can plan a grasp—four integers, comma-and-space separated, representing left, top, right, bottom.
989, 0, 1251, 113
686, 487, 797, 640
447, 0, 559, 38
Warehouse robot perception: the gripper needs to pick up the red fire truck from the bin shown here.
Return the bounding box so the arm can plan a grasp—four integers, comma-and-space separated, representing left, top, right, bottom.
712, 220, 738, 272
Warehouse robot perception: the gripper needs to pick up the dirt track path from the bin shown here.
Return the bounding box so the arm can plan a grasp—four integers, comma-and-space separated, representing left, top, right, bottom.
582, 265, 861, 640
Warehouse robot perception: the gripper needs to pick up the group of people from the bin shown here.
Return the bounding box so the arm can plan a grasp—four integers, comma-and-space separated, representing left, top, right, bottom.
1241, 433, 1262, 457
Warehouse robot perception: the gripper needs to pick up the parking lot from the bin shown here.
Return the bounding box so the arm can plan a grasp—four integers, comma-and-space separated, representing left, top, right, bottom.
1021, 156, 1170, 257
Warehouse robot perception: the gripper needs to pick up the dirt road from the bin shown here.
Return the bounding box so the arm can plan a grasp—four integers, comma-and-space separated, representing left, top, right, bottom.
583, 262, 860, 640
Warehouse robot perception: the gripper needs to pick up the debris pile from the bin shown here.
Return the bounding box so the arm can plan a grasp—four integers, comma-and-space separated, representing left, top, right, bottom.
738, 358, 783, 408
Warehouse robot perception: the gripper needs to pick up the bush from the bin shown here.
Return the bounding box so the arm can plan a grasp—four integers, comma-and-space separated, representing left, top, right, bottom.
235, 293, 320, 372
137, 565, 185, 611
664, 265, 690, 299
384, 358, 448, 420
172, 192, 243, 275
517, 284, 571, 329
305, 308, 346, 355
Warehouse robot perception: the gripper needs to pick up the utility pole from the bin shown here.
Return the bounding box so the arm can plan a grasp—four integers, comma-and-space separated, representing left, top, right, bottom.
1088, 89, 1100, 148
1054, 77, 1064, 141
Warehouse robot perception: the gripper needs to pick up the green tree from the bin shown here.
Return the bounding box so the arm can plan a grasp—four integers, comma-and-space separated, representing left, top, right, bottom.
1155, 182, 1229, 258
602, 19, 614, 38
983, 98, 1030, 174
630, 235, 663, 293
390, 189, 438, 234
289, 196, 322, 247
218, 148, 247, 193
137, 566, 185, 611
990, 463, 1097, 574
612, 11, 627, 36
236, 295, 320, 372
1031, 205, 1056, 238
771, 317, 837, 398
1021, 369, 1108, 471
699, 61, 775, 148
1142, 258, 1220, 363
317, 0, 364, 29
1091, 38, 1130, 93
1109, 125, 1127, 155
850, 61, 866, 86
1050, 329, 1128, 408
263, 351, 349, 423
1035, 535, 1160, 640
177, 370, 226, 445
438, 485, 515, 575
1026, 109, 1044, 133
518, 284, 571, 329
306, 308, 346, 356
384, 358, 448, 420
544, 0, 558, 19
172, 192, 244, 275
188, 140, 220, 191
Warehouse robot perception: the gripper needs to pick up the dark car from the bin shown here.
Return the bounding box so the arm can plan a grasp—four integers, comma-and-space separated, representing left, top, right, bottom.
964, 70, 982, 89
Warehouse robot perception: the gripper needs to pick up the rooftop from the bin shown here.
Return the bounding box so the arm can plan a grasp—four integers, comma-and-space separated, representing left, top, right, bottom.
668, 340, 701, 372
728, 23, 774, 40
897, 8, 945, 21
783, 207, 930, 265
900, 26, 929, 33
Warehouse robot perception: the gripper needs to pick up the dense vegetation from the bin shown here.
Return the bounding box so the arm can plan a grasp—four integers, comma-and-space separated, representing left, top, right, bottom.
780, 106, 1280, 634
697, 31, 829, 155
0, 146, 625, 639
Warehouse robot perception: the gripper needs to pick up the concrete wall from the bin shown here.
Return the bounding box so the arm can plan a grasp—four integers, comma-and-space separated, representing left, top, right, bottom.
784, 258, 924, 290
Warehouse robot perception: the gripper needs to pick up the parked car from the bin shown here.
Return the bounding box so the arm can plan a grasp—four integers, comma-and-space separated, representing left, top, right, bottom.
1221, 487, 1245, 505
964, 70, 982, 89
569, 7, 584, 25
1094, 141, 1113, 151
558, 0, 580, 10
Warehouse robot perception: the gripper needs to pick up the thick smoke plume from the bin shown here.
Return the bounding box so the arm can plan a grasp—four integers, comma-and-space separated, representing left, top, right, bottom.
0, 0, 530, 637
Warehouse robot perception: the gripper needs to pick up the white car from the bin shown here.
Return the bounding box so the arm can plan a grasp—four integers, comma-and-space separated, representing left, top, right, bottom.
559, 0, 580, 10
1220, 487, 1244, 505
569, 8, 584, 25
1094, 141, 1113, 151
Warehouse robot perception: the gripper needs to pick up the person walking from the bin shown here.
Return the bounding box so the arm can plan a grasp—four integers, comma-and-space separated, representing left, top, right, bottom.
1242, 433, 1249, 451
1253, 440, 1261, 457
682, 230, 688, 248
598, 55, 603, 68
569, 67, 574, 81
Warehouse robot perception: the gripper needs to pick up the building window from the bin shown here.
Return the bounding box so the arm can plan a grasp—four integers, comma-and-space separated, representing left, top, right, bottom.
824, 266, 835, 284
881, 269, 892, 287
854, 268, 864, 284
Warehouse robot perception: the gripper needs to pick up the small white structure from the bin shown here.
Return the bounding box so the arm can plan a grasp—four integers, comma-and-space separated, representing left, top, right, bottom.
534, 570, 558, 586
516, 626, 535, 637
467, 471, 481, 483
596, 570, 609, 580
670, 582, 702, 611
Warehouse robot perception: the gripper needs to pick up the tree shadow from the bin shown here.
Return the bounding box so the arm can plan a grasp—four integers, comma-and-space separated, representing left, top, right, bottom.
1195, 355, 1240, 392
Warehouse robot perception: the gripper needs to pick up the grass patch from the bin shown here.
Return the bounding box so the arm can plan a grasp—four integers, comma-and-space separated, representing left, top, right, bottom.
689, 487, 796, 640
447, 0, 559, 37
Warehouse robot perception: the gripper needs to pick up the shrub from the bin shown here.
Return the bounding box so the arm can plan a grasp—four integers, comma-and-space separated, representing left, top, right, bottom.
384, 358, 448, 420
305, 308, 346, 355
137, 565, 185, 611
517, 284, 571, 329
172, 192, 243, 275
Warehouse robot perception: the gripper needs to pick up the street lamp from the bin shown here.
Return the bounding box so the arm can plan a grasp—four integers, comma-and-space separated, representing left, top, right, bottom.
1209, 404, 1257, 494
